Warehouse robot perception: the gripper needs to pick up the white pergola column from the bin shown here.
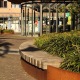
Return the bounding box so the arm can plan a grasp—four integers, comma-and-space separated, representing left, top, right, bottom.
21, 5, 24, 35
56, 4, 58, 33
40, 4, 42, 36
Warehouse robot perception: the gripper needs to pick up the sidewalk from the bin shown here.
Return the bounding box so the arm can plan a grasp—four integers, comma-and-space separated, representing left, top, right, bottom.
0, 34, 36, 80
0, 34, 34, 55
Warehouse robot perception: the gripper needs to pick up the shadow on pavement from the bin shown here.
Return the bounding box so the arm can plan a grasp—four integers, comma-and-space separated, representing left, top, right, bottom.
0, 37, 26, 40
21, 45, 40, 52
0, 42, 13, 57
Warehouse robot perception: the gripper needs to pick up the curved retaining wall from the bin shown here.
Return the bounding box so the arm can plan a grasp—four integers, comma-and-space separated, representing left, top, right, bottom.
19, 41, 80, 80
21, 58, 80, 80
21, 58, 47, 80
47, 66, 80, 80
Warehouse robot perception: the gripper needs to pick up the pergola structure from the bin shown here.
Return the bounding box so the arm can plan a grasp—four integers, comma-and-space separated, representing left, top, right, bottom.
7, 0, 79, 36
8, 0, 78, 4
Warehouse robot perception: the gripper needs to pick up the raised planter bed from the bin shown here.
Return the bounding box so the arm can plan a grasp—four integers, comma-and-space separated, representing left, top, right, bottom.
19, 40, 80, 80
47, 65, 80, 80
0, 29, 14, 34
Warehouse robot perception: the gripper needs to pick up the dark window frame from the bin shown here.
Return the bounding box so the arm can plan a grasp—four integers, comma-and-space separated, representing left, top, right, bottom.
0, 0, 7, 8
4, 1, 7, 8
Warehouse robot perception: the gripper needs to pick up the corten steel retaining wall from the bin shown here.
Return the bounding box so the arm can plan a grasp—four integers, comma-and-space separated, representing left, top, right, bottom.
21, 58, 47, 80
20, 45, 80, 80
21, 58, 80, 80
47, 65, 80, 80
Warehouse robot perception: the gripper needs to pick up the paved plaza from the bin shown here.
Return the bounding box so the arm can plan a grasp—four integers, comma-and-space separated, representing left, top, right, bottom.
0, 34, 36, 80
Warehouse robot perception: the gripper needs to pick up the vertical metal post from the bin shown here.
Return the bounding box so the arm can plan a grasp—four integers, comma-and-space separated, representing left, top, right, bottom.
23, 7, 25, 36
3, 17, 4, 29
33, 6, 35, 36
34, 10, 35, 23
52, 12, 54, 32
78, 14, 80, 30
34, 10, 35, 35
24, 4, 27, 36
32, 4, 34, 36
63, 4, 65, 32
23, 9, 25, 35
52, 12, 53, 21
21, 5, 24, 35
28, 8, 29, 21
21, 5, 23, 35
56, 4, 58, 33
27, 7, 29, 35
15, 16, 16, 30
49, 4, 51, 33
40, 4, 42, 36
8, 17, 11, 29
19, 16, 20, 32
46, 12, 47, 34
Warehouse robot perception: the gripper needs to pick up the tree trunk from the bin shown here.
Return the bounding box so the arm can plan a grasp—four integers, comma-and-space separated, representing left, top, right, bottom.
71, 14, 75, 30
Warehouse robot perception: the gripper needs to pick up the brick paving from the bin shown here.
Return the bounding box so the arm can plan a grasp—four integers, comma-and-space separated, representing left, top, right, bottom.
0, 34, 36, 80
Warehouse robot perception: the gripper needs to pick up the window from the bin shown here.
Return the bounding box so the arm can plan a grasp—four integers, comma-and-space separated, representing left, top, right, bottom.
12, 4, 21, 8
4, 1, 7, 7
19, 4, 21, 8
16, 4, 20, 8
12, 4, 16, 8
41, 0, 51, 2
0, 0, 7, 8
0, 1, 3, 7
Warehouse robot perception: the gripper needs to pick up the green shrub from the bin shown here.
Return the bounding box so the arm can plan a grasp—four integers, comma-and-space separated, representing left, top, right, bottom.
0, 28, 2, 33
0, 29, 3, 34
3, 29, 14, 34
60, 51, 80, 72
35, 32, 77, 57
35, 31, 80, 72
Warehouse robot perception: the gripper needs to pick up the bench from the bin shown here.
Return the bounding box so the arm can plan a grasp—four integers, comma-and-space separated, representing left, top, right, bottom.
19, 40, 63, 70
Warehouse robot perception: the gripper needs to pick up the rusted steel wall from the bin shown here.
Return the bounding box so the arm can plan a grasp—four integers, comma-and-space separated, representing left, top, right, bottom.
21, 58, 80, 80
21, 58, 47, 80
47, 65, 80, 80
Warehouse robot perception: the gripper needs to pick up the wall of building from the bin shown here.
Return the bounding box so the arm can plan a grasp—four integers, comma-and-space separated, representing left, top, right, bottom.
0, 1, 21, 33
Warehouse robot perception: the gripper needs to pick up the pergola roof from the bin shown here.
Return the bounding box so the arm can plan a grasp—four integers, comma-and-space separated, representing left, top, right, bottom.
8, 0, 30, 4
7, 0, 78, 4
24, 2, 73, 13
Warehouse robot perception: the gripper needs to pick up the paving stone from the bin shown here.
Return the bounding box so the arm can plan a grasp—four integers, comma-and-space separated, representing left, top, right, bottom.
0, 34, 36, 80
0, 54, 37, 80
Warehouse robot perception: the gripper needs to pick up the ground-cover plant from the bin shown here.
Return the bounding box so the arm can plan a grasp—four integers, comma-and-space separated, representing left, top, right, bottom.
0, 29, 14, 34
0, 29, 3, 34
60, 51, 80, 72
35, 30, 80, 72
3, 29, 14, 34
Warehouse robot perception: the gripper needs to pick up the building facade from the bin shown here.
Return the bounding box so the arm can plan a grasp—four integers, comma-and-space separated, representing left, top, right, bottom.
20, 0, 79, 36
1, 0, 79, 35
0, 0, 21, 33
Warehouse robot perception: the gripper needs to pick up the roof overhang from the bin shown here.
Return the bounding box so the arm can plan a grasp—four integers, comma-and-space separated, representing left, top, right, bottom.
7, 0, 78, 4
7, 0, 30, 4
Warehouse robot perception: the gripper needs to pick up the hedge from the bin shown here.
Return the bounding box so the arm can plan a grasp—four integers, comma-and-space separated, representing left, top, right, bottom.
35, 30, 80, 72
0, 29, 14, 34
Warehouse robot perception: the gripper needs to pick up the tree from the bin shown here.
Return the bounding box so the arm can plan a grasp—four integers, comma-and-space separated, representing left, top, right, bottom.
58, 1, 80, 31
58, 4, 66, 31
66, 2, 80, 30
